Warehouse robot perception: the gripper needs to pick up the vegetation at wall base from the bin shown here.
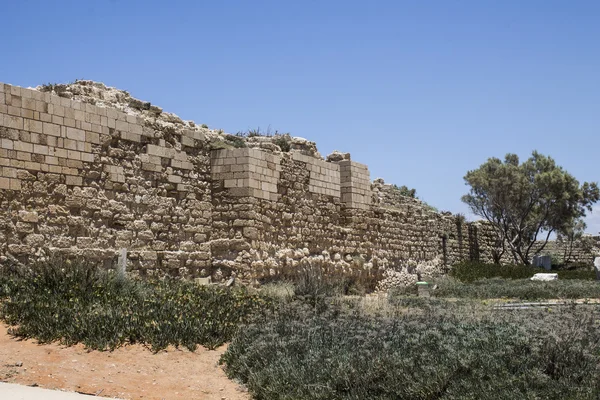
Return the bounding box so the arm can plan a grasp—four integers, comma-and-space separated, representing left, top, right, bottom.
450, 261, 597, 283
259, 263, 382, 298
0, 260, 270, 351
221, 300, 600, 400
3, 258, 600, 398
431, 277, 600, 300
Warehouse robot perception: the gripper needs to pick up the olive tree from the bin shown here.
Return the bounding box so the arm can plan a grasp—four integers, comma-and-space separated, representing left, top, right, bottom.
556, 218, 587, 265
462, 151, 599, 265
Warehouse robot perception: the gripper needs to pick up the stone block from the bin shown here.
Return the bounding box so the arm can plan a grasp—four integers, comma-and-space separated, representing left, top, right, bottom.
14, 141, 33, 153
173, 151, 188, 162
530, 273, 558, 281
224, 179, 238, 188
6, 105, 22, 117
85, 131, 100, 144
115, 120, 129, 132
86, 112, 101, 125
1, 139, 13, 150
8, 94, 22, 108
73, 109, 85, 121
121, 131, 141, 142
53, 147, 68, 158
147, 144, 169, 157
142, 162, 162, 172
0, 177, 10, 189
130, 123, 142, 135
22, 97, 36, 110
9, 179, 22, 190
43, 122, 60, 137
51, 104, 65, 117
167, 174, 182, 183
1, 167, 16, 178
51, 115, 64, 125
4, 115, 24, 130
33, 144, 49, 155
172, 159, 193, 170
81, 152, 94, 163
180, 135, 194, 147
85, 103, 97, 115
65, 175, 83, 186
16, 151, 30, 161
67, 150, 81, 160
35, 100, 48, 113
66, 127, 85, 141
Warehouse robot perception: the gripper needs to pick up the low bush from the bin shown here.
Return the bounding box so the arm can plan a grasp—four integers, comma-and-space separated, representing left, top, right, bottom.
221, 301, 600, 399
433, 276, 600, 300
0, 260, 270, 351
272, 136, 291, 152
555, 268, 597, 280
260, 264, 382, 300
450, 261, 596, 283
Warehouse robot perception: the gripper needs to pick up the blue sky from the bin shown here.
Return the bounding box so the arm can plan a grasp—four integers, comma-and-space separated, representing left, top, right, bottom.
1, 0, 599, 233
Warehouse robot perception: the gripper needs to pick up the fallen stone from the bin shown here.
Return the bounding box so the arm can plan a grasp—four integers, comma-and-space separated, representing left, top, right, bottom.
195, 277, 212, 285
530, 273, 558, 281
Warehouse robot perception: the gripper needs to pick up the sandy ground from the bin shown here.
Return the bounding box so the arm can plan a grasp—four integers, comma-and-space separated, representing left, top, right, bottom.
0, 325, 249, 400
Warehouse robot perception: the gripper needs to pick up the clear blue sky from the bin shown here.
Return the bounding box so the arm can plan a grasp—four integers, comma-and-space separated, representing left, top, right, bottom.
2, 0, 599, 233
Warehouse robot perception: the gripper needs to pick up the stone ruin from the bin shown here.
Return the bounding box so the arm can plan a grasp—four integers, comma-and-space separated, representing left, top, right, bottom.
0, 80, 595, 284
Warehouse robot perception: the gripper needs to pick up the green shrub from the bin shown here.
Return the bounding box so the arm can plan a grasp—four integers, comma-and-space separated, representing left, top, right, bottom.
224, 135, 246, 148
450, 261, 540, 282
260, 264, 381, 300
221, 302, 600, 399
556, 268, 596, 280
450, 261, 596, 283
434, 276, 600, 300
391, 184, 417, 198
273, 136, 291, 152
0, 260, 270, 351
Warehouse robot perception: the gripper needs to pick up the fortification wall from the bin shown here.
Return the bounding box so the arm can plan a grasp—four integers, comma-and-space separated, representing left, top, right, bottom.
0, 82, 213, 277
0, 81, 595, 283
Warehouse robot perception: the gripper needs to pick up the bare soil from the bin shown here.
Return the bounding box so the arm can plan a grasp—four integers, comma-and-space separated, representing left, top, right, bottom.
0, 324, 249, 400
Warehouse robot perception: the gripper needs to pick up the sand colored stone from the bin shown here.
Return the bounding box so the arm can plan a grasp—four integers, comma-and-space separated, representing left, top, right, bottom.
0, 81, 596, 283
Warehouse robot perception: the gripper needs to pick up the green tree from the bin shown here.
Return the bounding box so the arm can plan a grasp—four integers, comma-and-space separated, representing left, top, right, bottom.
556, 218, 587, 265
462, 151, 599, 265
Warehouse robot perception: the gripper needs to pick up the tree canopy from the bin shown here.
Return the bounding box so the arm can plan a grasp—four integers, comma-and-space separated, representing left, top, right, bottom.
462, 151, 599, 265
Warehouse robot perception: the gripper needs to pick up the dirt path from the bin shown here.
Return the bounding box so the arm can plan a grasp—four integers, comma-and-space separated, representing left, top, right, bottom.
0, 325, 249, 400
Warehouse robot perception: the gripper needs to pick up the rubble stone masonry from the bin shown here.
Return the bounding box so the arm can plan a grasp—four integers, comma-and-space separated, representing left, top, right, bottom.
0, 82, 595, 283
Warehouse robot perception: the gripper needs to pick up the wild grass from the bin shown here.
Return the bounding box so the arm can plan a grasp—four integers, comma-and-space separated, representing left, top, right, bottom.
0, 260, 270, 351
450, 260, 596, 283
221, 299, 600, 399
432, 276, 600, 300
4, 258, 600, 399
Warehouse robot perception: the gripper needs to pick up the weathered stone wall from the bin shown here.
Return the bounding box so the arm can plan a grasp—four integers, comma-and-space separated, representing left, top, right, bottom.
538, 239, 598, 265
0, 82, 213, 277
0, 81, 596, 284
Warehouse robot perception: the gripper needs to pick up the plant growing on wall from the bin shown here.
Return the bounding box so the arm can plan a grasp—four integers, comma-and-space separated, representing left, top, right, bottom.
462, 151, 599, 265
391, 184, 417, 198
272, 135, 291, 152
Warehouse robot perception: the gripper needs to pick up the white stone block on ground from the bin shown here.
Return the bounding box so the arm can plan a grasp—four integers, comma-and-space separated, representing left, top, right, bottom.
530, 273, 558, 281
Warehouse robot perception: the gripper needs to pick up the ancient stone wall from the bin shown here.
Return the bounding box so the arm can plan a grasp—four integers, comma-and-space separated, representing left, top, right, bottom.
0, 81, 596, 284
0, 82, 213, 277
